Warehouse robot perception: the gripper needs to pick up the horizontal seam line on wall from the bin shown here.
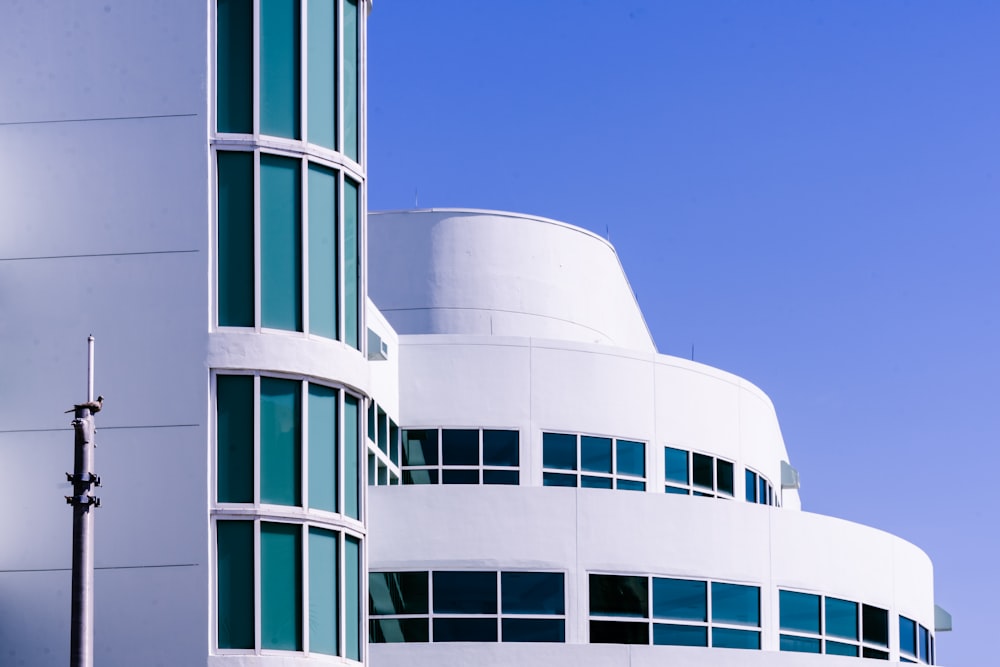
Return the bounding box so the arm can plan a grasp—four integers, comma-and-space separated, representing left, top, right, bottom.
0, 424, 200, 434
0, 249, 200, 263
0, 112, 198, 127
0, 563, 199, 573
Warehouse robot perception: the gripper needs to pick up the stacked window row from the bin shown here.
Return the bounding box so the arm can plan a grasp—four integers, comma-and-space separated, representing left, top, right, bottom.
590, 574, 761, 649
217, 0, 361, 161
664, 446, 734, 498
900, 615, 935, 664
216, 520, 360, 657
367, 400, 400, 486
369, 571, 565, 643
216, 151, 361, 347
542, 433, 645, 490
746, 468, 777, 506
779, 589, 897, 660
402, 429, 520, 485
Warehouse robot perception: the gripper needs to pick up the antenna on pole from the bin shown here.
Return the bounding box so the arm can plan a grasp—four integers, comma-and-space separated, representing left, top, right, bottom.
67, 335, 101, 667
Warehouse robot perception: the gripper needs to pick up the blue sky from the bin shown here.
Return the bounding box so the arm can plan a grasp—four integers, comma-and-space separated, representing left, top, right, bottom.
368, 2, 1000, 663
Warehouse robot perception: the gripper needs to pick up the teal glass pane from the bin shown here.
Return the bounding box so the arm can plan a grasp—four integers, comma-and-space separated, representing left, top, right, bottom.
502, 571, 564, 615
712, 628, 760, 649
367, 402, 375, 441
652, 578, 705, 622
543, 433, 577, 470
483, 429, 518, 466
780, 590, 820, 633
581, 475, 612, 489
543, 472, 576, 487
745, 469, 757, 502
217, 0, 253, 133
367, 452, 375, 486
434, 571, 497, 614
344, 179, 359, 349
826, 597, 858, 640
616, 440, 645, 477
899, 616, 916, 655
389, 421, 399, 465
589, 574, 647, 618
308, 384, 338, 512
780, 634, 820, 653
309, 527, 338, 655
308, 164, 338, 339
616, 479, 645, 491
343, 0, 359, 161
261, 155, 302, 331
653, 623, 707, 647
261, 377, 301, 506
345, 536, 361, 660
826, 640, 858, 656
217, 375, 253, 503
716, 459, 734, 495
664, 447, 688, 485
261, 0, 300, 138
919, 625, 930, 662
344, 395, 360, 518
217, 151, 254, 327
712, 583, 759, 626
862, 604, 889, 646
370, 618, 428, 643
217, 520, 254, 648
307, 0, 336, 148
262, 522, 302, 650
370, 571, 428, 615
402, 429, 438, 466
580, 436, 612, 473
377, 409, 388, 453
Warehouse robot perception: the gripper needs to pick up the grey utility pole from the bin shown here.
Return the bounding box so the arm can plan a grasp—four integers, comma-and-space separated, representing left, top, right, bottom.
66, 335, 102, 667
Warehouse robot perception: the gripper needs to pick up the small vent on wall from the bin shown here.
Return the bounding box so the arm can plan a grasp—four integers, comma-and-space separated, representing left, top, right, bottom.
367, 329, 389, 361
780, 460, 800, 490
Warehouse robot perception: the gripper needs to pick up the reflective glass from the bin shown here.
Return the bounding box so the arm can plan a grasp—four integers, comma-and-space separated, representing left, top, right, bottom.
260, 377, 301, 506
580, 436, 612, 473
308, 527, 338, 655
653, 623, 707, 646
344, 179, 359, 348
664, 447, 688, 484
543, 433, 577, 470
502, 618, 564, 642
745, 469, 757, 502
367, 451, 375, 486
780, 634, 820, 653
616, 479, 645, 491
616, 440, 645, 477
826, 640, 858, 656
712, 627, 760, 649
307, 0, 336, 148
759, 477, 767, 504
826, 597, 857, 640
919, 626, 930, 661
345, 536, 360, 660
692, 453, 713, 489
343, 395, 359, 518
389, 421, 399, 466
711, 583, 759, 626
502, 572, 564, 615
899, 616, 916, 655
590, 620, 648, 644
543, 472, 575, 487
716, 459, 734, 495
779, 590, 820, 633
403, 469, 438, 485
590, 574, 647, 618
261, 522, 302, 650
369, 571, 428, 615
370, 618, 428, 643
343, 0, 359, 160
377, 409, 388, 453
652, 578, 705, 622
217, 520, 254, 648
261, 155, 302, 331
433, 571, 497, 614
367, 402, 375, 441
402, 429, 438, 466
377, 463, 387, 485
217, 0, 253, 133
581, 475, 612, 489
862, 647, 889, 659
217, 151, 254, 327
433, 618, 497, 642
483, 469, 519, 485
442, 429, 479, 465
483, 430, 519, 466
664, 485, 688, 495
308, 384, 338, 512
442, 469, 478, 485
260, 0, 300, 138
308, 164, 338, 339
862, 604, 889, 646
217, 375, 253, 503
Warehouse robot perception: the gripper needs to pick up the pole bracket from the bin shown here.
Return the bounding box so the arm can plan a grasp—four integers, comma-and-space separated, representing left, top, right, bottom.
65, 472, 101, 487
65, 494, 101, 508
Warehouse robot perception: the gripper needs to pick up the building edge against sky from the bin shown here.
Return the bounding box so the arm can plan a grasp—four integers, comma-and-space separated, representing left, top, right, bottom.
0, 3, 948, 667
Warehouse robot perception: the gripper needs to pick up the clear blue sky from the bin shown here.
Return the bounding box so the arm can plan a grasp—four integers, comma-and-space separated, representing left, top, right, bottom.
367, 2, 1000, 663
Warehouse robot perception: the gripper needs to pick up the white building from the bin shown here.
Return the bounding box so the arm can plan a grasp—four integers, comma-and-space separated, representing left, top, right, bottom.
0, 2, 947, 666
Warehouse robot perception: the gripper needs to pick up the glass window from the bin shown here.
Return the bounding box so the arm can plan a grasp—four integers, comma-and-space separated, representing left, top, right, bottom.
590, 621, 648, 645
261, 155, 302, 331
652, 578, 706, 622
345, 536, 360, 660
369, 572, 428, 615
716, 459, 734, 495
483, 430, 519, 466
862, 647, 889, 659
403, 469, 438, 485
442, 469, 478, 485
308, 384, 338, 512
217, 0, 253, 133
502, 572, 564, 615
261, 522, 302, 650
543, 472, 575, 487
827, 640, 858, 656
919, 625, 930, 662
654, 623, 707, 647
664, 486, 688, 495
343, 0, 359, 161
543, 433, 576, 470
344, 178, 359, 349
780, 634, 820, 653
616, 440, 645, 477
434, 618, 497, 642
899, 616, 916, 656
745, 469, 757, 502
308, 527, 338, 655
377, 409, 388, 453
217, 151, 254, 327
343, 395, 360, 519
483, 469, 519, 485
217, 520, 254, 648
780, 590, 820, 634
433, 572, 497, 614
307, 0, 336, 149
692, 453, 713, 489
389, 421, 400, 466
712, 627, 760, 649
502, 618, 564, 643
260, 377, 301, 506
402, 429, 438, 466
442, 429, 479, 466
616, 478, 645, 492
862, 604, 889, 647
307, 164, 338, 339
371, 618, 428, 643
590, 574, 647, 618
217, 375, 254, 503
581, 475, 613, 489
826, 597, 857, 640
711, 583, 759, 626
260, 0, 300, 138
758, 476, 767, 505
580, 436, 612, 473
664, 447, 688, 485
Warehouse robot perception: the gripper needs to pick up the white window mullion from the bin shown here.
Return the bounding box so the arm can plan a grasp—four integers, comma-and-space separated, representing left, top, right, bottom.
254, 519, 262, 652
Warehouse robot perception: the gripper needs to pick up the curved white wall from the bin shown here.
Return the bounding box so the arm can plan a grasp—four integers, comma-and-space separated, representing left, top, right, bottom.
368, 209, 656, 352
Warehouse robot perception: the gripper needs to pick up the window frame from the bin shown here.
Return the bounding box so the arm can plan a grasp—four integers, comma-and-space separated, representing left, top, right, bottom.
366, 399, 401, 487
542, 432, 646, 491
663, 445, 735, 499
400, 427, 522, 486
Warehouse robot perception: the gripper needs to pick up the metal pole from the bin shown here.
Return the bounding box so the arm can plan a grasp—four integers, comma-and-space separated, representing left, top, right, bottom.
68, 335, 99, 667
